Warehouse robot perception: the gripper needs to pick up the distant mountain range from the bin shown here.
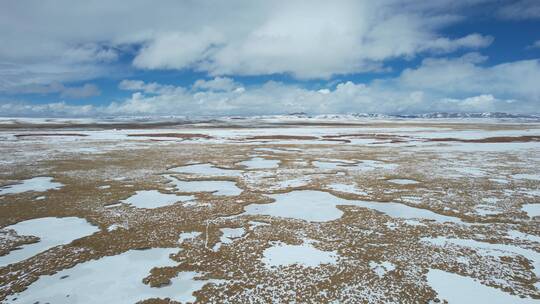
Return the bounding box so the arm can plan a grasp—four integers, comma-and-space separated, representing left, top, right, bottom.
258, 112, 540, 120
2, 112, 539, 127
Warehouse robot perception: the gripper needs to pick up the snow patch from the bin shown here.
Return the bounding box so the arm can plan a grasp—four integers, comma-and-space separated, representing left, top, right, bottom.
369, 261, 396, 278
522, 203, 540, 218
121, 190, 194, 209
243, 190, 465, 224
262, 241, 338, 268
427, 269, 538, 304
0, 217, 98, 267
238, 157, 280, 169
5, 248, 224, 303
169, 163, 242, 177
0, 177, 63, 196
167, 175, 242, 196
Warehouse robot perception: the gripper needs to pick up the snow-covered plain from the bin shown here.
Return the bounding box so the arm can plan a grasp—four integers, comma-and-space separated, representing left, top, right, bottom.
1, 117, 539, 303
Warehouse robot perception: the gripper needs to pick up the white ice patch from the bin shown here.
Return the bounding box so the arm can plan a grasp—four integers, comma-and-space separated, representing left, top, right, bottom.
167, 175, 242, 196
169, 163, 242, 177
104, 203, 122, 209
490, 178, 509, 184
5, 248, 224, 304
0, 177, 63, 196
450, 167, 486, 177
121, 190, 194, 209
238, 157, 280, 169
179, 231, 202, 243
213, 227, 245, 251
354, 160, 398, 171
254, 147, 300, 153
271, 176, 312, 190
243, 190, 346, 222
482, 197, 500, 204
513, 174, 540, 181
369, 261, 396, 278
403, 219, 426, 226
0, 217, 98, 267
387, 179, 419, 185
262, 241, 338, 268
427, 269, 538, 304
243, 190, 465, 224
522, 203, 540, 218
219, 227, 245, 243
98, 185, 111, 189
248, 221, 270, 229
326, 183, 368, 196
107, 224, 125, 232
423, 237, 540, 277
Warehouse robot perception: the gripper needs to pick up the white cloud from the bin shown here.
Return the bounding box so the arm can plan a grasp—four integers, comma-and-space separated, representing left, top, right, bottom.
396, 53, 540, 100
498, 0, 540, 20
421, 33, 493, 53
0, 101, 96, 117
0, 0, 496, 85
193, 77, 240, 91
5, 54, 538, 117
528, 40, 540, 49
0, 1, 537, 116
118, 80, 184, 95
133, 30, 223, 70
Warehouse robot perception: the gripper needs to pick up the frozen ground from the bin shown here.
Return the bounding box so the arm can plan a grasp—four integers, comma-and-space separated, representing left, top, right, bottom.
0, 118, 539, 303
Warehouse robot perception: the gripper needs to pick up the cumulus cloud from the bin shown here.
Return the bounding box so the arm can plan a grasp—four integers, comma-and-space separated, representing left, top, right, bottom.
0, 0, 496, 85
133, 30, 224, 70
193, 77, 240, 91
5, 53, 538, 117
0, 101, 96, 117
528, 40, 540, 49
421, 34, 493, 53
0, 0, 537, 116
118, 80, 184, 95
396, 53, 540, 100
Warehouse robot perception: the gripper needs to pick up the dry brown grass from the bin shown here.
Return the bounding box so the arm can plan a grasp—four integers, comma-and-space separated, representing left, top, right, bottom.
127, 133, 212, 139
14, 133, 88, 138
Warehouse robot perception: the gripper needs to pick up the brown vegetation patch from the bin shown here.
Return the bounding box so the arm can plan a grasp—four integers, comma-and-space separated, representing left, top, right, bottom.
245, 135, 319, 140
427, 135, 540, 143
128, 133, 212, 139
14, 133, 88, 138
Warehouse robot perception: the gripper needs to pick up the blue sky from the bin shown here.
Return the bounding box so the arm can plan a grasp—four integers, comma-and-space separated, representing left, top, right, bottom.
0, 0, 539, 117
